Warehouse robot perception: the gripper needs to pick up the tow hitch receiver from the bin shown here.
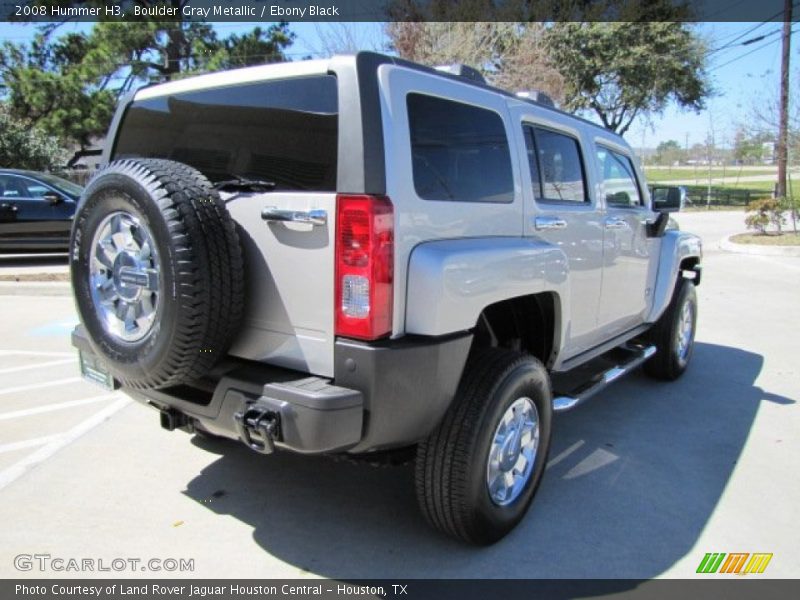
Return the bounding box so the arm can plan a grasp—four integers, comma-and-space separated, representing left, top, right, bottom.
234, 405, 282, 454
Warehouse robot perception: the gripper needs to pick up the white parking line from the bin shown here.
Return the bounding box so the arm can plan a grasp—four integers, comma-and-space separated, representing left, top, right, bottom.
0, 377, 82, 396
547, 440, 585, 468
0, 393, 119, 421
0, 396, 131, 490
0, 350, 73, 357
0, 358, 75, 375
0, 434, 63, 455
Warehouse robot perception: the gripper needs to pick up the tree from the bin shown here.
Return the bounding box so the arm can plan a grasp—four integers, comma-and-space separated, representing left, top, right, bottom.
654, 140, 686, 166
216, 25, 295, 69
0, 10, 296, 150
385, 3, 708, 131
0, 30, 118, 150
0, 104, 67, 170
733, 129, 771, 165
386, 22, 565, 104
309, 23, 385, 57
744, 72, 799, 166
545, 22, 711, 135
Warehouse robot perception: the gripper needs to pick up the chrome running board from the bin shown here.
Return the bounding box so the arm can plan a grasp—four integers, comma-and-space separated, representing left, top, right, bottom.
552, 344, 656, 413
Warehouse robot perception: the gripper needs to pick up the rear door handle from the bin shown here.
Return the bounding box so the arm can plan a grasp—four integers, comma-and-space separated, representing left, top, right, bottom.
261, 207, 327, 227
604, 217, 627, 230
533, 216, 567, 231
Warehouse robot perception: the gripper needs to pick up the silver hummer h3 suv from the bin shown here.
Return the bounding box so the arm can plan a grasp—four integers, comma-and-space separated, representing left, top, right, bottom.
70, 52, 702, 544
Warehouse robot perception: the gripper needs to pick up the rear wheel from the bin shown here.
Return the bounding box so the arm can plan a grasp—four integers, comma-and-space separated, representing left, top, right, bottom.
644, 280, 697, 380
415, 349, 552, 545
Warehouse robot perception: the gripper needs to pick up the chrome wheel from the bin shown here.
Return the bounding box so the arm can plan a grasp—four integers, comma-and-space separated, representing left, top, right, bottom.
486, 397, 540, 506
676, 300, 694, 361
89, 211, 160, 342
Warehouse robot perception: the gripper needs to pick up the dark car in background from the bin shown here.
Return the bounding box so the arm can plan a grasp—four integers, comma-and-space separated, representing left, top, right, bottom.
0, 169, 83, 252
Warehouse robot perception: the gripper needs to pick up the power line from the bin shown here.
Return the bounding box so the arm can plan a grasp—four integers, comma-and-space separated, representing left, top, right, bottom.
709, 21, 773, 55
710, 28, 798, 72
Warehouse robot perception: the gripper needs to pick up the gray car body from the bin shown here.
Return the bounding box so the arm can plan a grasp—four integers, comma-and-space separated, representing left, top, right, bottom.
93, 52, 702, 452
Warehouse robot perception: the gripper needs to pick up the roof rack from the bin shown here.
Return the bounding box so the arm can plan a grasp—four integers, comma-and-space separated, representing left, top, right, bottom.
515, 90, 555, 108
434, 64, 486, 85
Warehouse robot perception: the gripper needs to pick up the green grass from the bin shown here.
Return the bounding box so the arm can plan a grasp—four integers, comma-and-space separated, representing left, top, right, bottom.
677, 180, 777, 192
683, 205, 746, 212
730, 232, 800, 246
644, 167, 777, 182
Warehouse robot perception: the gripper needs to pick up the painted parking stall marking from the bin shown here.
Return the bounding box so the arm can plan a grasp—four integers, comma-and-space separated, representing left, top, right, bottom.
0, 349, 130, 490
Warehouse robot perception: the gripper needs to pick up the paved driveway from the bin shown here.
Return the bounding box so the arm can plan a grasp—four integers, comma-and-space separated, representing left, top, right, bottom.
0, 210, 797, 579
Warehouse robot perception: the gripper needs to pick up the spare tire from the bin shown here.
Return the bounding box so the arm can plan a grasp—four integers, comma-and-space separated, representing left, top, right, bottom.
70, 159, 244, 390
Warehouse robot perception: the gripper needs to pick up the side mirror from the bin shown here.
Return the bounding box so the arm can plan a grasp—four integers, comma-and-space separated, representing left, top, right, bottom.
650, 185, 685, 213
43, 191, 62, 205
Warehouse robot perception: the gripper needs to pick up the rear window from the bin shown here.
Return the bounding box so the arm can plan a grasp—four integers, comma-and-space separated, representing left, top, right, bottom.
113, 75, 338, 191
408, 93, 514, 203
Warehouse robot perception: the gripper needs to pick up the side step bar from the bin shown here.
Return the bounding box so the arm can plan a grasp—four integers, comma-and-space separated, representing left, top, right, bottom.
552, 344, 656, 412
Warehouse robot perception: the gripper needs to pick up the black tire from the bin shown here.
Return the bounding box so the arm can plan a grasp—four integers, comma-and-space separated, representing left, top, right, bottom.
415, 348, 553, 545
644, 279, 697, 381
71, 159, 244, 390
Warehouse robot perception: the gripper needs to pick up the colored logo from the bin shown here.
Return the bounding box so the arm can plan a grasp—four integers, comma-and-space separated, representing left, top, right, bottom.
696, 553, 773, 575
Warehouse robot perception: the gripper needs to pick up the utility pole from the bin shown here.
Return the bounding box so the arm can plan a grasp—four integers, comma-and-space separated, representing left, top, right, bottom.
776, 0, 793, 198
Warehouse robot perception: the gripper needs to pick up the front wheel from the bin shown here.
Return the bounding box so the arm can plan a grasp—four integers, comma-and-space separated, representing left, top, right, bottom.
644, 280, 697, 380
415, 349, 553, 545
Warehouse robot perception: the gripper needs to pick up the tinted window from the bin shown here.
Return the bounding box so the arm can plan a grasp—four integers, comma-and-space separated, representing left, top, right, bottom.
25, 183, 49, 198
34, 172, 83, 198
0, 175, 31, 198
114, 76, 338, 191
596, 147, 642, 207
408, 93, 514, 203
527, 127, 587, 203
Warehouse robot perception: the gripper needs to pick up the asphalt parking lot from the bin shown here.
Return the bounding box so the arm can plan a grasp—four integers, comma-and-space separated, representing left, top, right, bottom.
0, 211, 797, 580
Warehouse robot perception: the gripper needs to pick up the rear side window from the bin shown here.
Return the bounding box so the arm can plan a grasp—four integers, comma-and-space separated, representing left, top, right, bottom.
596, 146, 643, 208
408, 93, 514, 203
524, 125, 587, 203
114, 75, 338, 191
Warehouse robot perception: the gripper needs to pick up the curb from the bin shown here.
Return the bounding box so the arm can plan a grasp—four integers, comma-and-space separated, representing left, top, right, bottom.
719, 235, 800, 257
0, 281, 72, 297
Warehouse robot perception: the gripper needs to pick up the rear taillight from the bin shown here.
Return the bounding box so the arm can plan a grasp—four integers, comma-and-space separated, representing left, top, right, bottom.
335, 194, 394, 340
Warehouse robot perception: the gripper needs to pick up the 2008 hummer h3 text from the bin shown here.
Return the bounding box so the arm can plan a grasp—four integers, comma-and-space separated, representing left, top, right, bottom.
70, 52, 702, 544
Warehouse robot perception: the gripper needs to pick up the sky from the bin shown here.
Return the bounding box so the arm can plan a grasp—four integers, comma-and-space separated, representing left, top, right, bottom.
0, 20, 795, 150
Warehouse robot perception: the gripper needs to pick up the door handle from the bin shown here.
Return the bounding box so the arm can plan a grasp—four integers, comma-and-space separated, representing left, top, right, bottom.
604, 217, 627, 230
261, 207, 327, 227
533, 216, 567, 231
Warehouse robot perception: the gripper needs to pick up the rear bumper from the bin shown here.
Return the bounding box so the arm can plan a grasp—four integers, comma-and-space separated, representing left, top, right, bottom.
72, 326, 472, 454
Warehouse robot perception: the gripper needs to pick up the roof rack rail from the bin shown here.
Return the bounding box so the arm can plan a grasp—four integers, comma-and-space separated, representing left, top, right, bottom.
434, 64, 486, 85
516, 90, 555, 108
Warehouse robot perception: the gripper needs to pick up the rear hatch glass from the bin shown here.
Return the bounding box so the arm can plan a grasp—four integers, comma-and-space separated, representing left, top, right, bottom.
113, 75, 338, 191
